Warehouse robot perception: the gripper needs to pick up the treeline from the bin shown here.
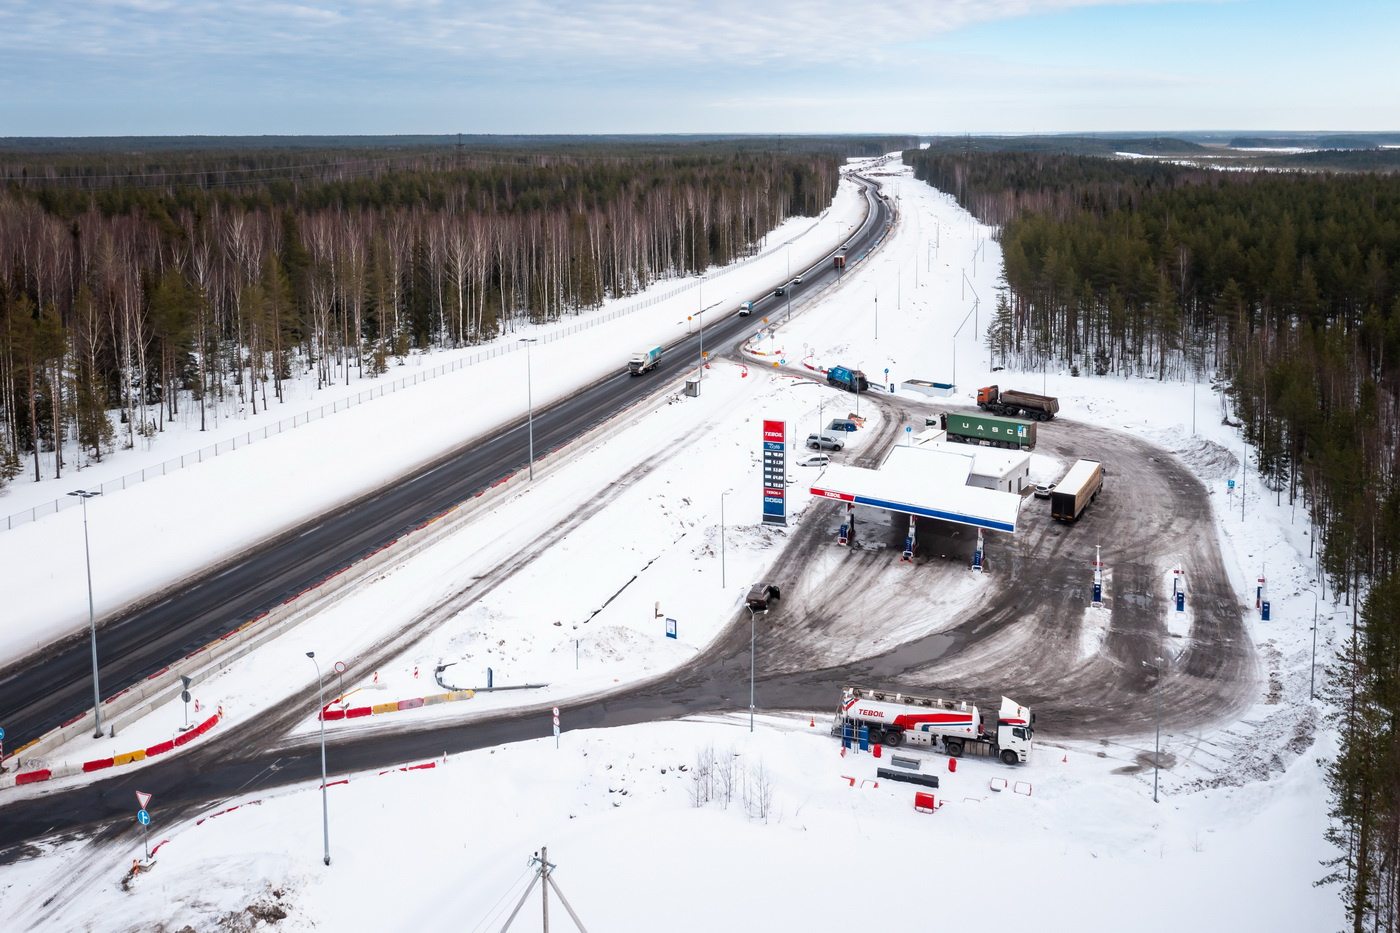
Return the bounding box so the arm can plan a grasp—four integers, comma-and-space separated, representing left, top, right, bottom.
0, 145, 843, 486
906, 148, 1400, 931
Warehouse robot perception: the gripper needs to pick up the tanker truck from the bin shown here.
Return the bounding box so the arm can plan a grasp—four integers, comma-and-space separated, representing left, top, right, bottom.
836, 684, 1034, 765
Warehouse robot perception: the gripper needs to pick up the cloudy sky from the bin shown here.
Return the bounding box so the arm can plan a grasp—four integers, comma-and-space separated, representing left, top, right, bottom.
2, 0, 1394, 137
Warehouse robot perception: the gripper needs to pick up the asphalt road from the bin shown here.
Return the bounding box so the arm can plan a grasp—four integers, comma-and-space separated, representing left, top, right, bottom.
0, 178, 891, 753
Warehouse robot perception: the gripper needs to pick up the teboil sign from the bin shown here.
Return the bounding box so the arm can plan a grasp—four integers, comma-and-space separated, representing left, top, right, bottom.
761, 420, 787, 527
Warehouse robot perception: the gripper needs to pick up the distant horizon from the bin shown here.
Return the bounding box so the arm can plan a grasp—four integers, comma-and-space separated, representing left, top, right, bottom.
2, 1, 1395, 137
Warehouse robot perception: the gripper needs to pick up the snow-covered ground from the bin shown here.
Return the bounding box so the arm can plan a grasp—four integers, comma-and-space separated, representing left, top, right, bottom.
0, 158, 1344, 931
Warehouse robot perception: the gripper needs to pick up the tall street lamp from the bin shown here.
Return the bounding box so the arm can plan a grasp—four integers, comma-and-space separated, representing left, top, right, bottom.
519, 337, 537, 481
306, 651, 331, 866
1143, 656, 1163, 803
1310, 589, 1319, 700
68, 489, 103, 738
747, 605, 759, 733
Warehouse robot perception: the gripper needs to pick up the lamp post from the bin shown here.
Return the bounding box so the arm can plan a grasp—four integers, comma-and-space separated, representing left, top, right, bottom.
747, 605, 758, 733
1310, 590, 1319, 700
1143, 656, 1163, 803
519, 337, 537, 481
306, 652, 331, 866
68, 489, 103, 738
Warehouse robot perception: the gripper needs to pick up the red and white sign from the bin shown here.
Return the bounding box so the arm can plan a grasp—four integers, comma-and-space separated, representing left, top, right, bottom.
811, 487, 855, 502
136, 791, 152, 810
762, 420, 785, 442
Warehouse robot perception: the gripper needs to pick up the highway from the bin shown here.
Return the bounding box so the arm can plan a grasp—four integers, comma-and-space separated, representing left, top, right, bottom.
0, 176, 892, 752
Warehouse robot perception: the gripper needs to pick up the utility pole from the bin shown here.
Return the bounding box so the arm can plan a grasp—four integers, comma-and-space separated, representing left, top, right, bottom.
501, 847, 591, 932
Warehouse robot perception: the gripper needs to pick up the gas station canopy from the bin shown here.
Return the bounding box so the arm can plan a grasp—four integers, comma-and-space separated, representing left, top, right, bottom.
810, 445, 1022, 533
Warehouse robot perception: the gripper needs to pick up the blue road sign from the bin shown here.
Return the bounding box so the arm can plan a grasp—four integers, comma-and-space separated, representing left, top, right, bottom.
1228, 479, 1235, 489
0, 727, 5, 740
1176, 592, 1185, 612
1262, 600, 1271, 621
137, 809, 150, 825
665, 617, 677, 639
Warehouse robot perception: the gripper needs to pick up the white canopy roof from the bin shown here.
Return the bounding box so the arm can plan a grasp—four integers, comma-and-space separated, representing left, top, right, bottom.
811, 445, 1022, 533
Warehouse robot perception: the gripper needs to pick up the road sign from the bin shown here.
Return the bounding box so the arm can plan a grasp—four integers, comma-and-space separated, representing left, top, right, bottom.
136, 809, 150, 825
665, 618, 677, 639
181, 690, 191, 703
552, 707, 560, 716
136, 791, 151, 809
0, 727, 5, 740
1228, 479, 1235, 489
334, 661, 347, 674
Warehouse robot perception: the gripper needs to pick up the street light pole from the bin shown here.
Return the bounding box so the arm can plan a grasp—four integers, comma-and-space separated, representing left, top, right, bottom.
519, 337, 537, 481
1143, 656, 1163, 803
748, 605, 757, 733
1310, 590, 1319, 700
306, 652, 331, 866
68, 489, 103, 738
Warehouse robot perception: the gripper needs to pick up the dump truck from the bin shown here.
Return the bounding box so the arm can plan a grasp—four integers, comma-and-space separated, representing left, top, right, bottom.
938, 412, 1036, 450
977, 385, 1059, 421
627, 346, 663, 375
836, 685, 1034, 765
1050, 458, 1103, 522
826, 366, 869, 393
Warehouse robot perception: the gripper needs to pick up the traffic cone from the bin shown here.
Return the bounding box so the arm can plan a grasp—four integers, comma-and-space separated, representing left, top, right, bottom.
809, 717, 815, 727
1062, 754, 1068, 763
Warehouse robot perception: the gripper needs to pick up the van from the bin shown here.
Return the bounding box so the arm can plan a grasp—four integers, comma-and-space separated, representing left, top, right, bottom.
738, 301, 755, 316
806, 433, 844, 451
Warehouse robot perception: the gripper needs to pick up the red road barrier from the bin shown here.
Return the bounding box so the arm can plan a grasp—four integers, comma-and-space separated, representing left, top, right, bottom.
146, 667, 170, 680
322, 779, 349, 789
16, 769, 52, 785
150, 839, 171, 856
346, 707, 371, 719
146, 740, 175, 757
320, 709, 346, 721
82, 758, 114, 772
174, 730, 197, 747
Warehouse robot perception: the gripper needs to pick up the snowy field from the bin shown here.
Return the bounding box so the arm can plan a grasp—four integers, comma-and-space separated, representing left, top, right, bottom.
0, 158, 1344, 931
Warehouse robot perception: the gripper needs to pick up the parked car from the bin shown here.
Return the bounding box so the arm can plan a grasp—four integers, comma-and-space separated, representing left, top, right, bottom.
827, 419, 859, 432
1034, 482, 1056, 499
746, 582, 781, 610
807, 433, 844, 451
795, 453, 830, 467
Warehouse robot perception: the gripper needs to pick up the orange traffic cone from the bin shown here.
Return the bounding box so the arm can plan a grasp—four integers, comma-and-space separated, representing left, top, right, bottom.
809, 717, 816, 727
1062, 754, 1068, 763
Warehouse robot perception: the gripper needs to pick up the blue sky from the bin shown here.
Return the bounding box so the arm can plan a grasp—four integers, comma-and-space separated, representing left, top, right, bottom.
1, 0, 1394, 137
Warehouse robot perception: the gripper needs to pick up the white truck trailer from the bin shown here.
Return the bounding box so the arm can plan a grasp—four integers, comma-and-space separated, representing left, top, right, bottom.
837, 685, 1034, 765
627, 346, 663, 375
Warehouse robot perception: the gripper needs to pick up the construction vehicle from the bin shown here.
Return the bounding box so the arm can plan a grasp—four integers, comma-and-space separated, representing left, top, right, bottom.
977, 385, 1059, 421
627, 346, 663, 375
1050, 459, 1103, 522
826, 366, 869, 393
837, 685, 1034, 765
939, 412, 1036, 450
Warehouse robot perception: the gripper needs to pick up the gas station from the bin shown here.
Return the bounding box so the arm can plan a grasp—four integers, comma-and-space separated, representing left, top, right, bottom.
810, 436, 1027, 568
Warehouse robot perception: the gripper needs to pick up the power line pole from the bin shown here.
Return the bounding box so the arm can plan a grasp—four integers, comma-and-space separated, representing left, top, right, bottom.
501, 847, 591, 932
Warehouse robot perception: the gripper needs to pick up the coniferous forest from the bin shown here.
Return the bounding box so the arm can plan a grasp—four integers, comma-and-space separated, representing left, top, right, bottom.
906, 148, 1400, 932
0, 140, 918, 486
